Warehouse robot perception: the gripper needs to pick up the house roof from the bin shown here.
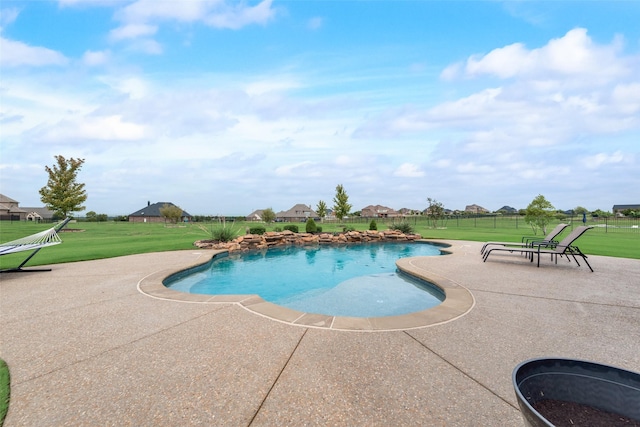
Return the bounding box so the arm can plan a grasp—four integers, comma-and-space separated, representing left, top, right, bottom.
21, 207, 55, 218
129, 202, 192, 217
276, 204, 317, 218
0, 203, 27, 214
613, 204, 640, 210
361, 204, 397, 213
465, 204, 488, 212
0, 194, 19, 204
246, 209, 264, 220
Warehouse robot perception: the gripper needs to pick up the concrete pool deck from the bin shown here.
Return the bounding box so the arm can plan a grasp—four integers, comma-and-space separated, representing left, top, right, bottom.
1, 240, 639, 426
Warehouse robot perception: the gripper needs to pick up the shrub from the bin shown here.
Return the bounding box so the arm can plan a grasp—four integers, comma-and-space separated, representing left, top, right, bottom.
389, 222, 413, 234
211, 225, 238, 242
274, 227, 282, 232
283, 224, 299, 233
249, 226, 266, 235
316, 226, 322, 233
369, 220, 377, 230
343, 226, 356, 232
305, 218, 317, 233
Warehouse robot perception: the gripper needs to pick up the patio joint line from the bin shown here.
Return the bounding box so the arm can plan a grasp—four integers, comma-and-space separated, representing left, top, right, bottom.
11, 306, 230, 386
403, 331, 520, 412
474, 288, 640, 310
247, 328, 308, 426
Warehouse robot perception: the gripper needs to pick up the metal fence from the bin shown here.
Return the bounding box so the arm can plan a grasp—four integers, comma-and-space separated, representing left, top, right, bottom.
338, 215, 640, 234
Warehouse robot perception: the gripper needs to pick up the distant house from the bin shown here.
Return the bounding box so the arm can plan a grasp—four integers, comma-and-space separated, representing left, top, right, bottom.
397, 208, 417, 216
0, 194, 27, 221
246, 209, 265, 221
613, 204, 640, 216
465, 204, 489, 214
276, 204, 318, 222
360, 205, 399, 218
21, 207, 56, 221
129, 202, 192, 223
0, 194, 55, 221
497, 205, 518, 214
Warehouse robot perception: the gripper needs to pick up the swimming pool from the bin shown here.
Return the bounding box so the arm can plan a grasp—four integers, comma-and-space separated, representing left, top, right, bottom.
166, 242, 445, 318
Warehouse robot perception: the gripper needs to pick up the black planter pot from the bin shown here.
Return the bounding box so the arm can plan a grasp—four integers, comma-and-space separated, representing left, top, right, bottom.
513, 357, 640, 427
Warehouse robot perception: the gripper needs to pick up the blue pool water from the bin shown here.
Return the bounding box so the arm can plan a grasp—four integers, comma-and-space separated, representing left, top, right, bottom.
166, 242, 445, 317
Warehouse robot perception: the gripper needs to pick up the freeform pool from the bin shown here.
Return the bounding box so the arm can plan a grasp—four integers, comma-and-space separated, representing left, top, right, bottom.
165, 242, 445, 317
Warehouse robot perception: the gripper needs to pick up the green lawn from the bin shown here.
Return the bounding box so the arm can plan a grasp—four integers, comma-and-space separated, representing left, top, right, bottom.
0, 359, 9, 427
0, 218, 638, 271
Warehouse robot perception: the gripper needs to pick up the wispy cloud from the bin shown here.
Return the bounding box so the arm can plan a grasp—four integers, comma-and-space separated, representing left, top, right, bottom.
0, 37, 68, 67
307, 16, 323, 31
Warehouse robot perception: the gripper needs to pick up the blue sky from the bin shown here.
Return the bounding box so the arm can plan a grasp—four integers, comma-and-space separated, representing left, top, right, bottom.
1, 1, 639, 216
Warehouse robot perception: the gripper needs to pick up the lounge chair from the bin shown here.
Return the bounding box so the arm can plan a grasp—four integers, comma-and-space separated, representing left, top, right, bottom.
480, 223, 569, 255
0, 218, 70, 273
483, 226, 594, 272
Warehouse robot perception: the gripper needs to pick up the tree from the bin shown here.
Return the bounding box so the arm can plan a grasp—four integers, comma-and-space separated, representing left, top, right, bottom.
86, 211, 97, 222
574, 206, 589, 215
332, 184, 352, 222
160, 203, 183, 223
261, 208, 276, 223
316, 200, 327, 221
39, 155, 87, 218
592, 209, 612, 218
426, 197, 445, 229
524, 194, 555, 235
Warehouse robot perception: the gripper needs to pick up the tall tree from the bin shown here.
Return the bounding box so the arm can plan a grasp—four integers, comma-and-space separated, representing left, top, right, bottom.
261, 208, 276, 223
426, 197, 445, 229
332, 184, 352, 221
160, 203, 184, 223
316, 200, 327, 222
525, 194, 555, 235
39, 155, 87, 219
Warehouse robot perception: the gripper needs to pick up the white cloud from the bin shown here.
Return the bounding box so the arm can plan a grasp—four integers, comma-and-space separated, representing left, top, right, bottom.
357, 27, 640, 155
82, 49, 110, 66
32, 115, 146, 143
582, 151, 627, 169
439, 62, 462, 81
111, 0, 275, 34
117, 0, 209, 23
99, 76, 149, 99
274, 161, 314, 176
205, 0, 275, 29
109, 23, 157, 41
0, 37, 68, 67
611, 83, 640, 115
463, 28, 627, 82
394, 163, 425, 178
126, 38, 163, 55
103, 0, 275, 55
466, 43, 531, 78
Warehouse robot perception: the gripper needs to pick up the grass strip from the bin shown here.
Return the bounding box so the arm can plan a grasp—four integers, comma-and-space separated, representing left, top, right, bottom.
0, 359, 9, 427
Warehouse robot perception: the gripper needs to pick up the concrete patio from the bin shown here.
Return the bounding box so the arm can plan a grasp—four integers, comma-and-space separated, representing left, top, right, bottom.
1, 240, 639, 426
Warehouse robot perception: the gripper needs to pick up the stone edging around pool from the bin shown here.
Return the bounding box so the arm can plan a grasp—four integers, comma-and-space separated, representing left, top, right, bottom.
137, 241, 475, 332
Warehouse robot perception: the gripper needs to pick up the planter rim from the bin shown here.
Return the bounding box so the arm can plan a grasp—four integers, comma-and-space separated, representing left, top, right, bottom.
513, 357, 640, 427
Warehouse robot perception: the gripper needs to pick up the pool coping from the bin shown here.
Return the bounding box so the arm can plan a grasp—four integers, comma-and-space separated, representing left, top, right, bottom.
137, 240, 475, 331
